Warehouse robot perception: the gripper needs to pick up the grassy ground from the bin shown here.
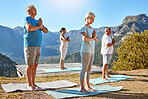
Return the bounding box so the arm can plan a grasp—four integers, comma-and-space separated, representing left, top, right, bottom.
0, 69, 148, 99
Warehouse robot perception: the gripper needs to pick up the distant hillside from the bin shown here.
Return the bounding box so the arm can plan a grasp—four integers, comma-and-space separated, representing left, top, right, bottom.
0, 25, 24, 58
0, 25, 115, 64
0, 53, 17, 77
114, 14, 148, 36
1, 14, 147, 65
43, 14, 148, 66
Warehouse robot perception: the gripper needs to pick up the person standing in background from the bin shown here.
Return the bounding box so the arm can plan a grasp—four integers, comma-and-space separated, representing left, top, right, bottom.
100, 27, 115, 80
59, 27, 70, 70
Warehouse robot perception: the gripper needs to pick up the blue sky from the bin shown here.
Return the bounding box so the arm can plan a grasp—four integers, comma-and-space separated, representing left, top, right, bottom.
0, 0, 148, 32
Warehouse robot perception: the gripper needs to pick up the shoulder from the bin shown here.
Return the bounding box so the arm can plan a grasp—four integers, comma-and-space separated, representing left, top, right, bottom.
25, 16, 31, 20
25, 16, 33, 21
81, 25, 86, 29
80, 25, 86, 33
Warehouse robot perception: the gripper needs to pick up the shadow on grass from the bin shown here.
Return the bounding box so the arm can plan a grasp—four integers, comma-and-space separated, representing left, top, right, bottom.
93, 92, 148, 99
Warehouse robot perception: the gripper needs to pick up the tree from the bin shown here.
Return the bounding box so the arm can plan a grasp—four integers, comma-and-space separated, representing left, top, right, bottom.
111, 30, 148, 71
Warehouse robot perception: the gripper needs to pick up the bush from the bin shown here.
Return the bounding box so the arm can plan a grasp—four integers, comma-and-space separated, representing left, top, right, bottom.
111, 30, 148, 71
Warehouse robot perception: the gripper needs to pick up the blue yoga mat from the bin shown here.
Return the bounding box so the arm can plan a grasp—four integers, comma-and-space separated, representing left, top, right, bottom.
90, 75, 133, 85
45, 85, 122, 99
43, 68, 81, 73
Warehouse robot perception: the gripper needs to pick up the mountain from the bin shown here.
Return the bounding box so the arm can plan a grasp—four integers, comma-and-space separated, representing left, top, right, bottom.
1, 14, 147, 64
0, 25, 115, 64
44, 14, 148, 66
114, 14, 148, 36
0, 53, 17, 77
0, 25, 24, 58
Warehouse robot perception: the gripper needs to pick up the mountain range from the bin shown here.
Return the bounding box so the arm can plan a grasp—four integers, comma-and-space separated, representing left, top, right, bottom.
0, 14, 148, 64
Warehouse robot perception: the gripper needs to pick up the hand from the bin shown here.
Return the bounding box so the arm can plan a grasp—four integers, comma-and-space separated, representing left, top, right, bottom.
66, 36, 70, 41
93, 36, 97, 40
37, 18, 44, 30
112, 38, 115, 45
95, 37, 99, 41
37, 18, 43, 26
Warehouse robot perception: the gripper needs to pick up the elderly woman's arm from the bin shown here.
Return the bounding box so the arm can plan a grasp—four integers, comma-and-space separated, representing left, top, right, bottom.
81, 32, 96, 41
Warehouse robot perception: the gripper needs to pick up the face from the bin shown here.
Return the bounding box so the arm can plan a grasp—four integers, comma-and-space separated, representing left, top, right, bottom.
105, 28, 111, 35
62, 29, 66, 34
30, 7, 37, 16
87, 15, 95, 24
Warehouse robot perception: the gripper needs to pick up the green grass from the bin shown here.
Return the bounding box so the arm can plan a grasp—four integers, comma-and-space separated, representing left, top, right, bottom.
0, 69, 148, 99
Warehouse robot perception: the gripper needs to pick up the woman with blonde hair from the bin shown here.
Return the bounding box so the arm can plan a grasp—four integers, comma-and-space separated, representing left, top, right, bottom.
80, 12, 99, 94
59, 27, 70, 70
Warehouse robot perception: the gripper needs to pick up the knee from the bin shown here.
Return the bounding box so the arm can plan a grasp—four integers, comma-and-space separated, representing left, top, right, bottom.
33, 64, 38, 69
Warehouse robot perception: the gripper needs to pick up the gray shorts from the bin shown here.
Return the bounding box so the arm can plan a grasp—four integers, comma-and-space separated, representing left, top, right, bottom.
24, 47, 41, 65
103, 54, 112, 65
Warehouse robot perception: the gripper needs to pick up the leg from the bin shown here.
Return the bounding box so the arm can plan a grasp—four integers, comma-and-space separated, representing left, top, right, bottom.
106, 64, 112, 78
26, 65, 34, 90
60, 59, 66, 70
85, 53, 96, 92
32, 64, 38, 86
106, 54, 112, 78
80, 53, 91, 94
60, 46, 67, 70
32, 47, 41, 89
24, 47, 35, 90
102, 55, 109, 80
102, 64, 109, 80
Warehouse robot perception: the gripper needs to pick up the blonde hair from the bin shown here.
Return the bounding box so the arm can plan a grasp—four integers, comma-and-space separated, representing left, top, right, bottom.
26, 4, 35, 13
85, 12, 95, 20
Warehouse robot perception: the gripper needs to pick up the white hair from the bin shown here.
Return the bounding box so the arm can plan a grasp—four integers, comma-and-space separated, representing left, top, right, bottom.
26, 4, 35, 12
85, 12, 95, 20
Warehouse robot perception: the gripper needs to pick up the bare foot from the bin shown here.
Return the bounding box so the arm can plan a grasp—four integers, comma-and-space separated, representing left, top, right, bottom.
60, 67, 67, 70
107, 76, 113, 78
33, 84, 42, 89
102, 77, 109, 81
86, 87, 96, 92
80, 88, 90, 94
27, 85, 34, 90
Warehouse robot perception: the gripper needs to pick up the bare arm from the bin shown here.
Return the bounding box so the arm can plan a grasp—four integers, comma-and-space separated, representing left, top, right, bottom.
106, 40, 115, 47
81, 32, 96, 41
106, 43, 114, 47
60, 35, 67, 41
25, 23, 41, 31
42, 27, 48, 33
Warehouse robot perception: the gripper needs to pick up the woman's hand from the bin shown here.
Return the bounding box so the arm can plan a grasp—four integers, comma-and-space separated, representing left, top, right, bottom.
66, 36, 70, 41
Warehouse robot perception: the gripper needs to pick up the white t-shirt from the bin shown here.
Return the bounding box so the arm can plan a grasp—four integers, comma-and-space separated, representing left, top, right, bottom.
100, 34, 113, 55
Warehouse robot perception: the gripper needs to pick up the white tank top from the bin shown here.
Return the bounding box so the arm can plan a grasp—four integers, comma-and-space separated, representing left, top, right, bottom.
60, 35, 68, 47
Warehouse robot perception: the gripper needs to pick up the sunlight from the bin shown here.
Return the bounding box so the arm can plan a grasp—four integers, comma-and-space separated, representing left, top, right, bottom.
44, 0, 84, 14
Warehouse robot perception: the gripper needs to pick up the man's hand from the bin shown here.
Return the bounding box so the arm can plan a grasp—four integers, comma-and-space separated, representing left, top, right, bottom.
37, 18, 42, 26
112, 38, 115, 45
37, 18, 43, 30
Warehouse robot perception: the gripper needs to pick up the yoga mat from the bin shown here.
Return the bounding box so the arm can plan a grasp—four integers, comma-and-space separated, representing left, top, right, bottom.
1, 80, 78, 93
45, 85, 122, 99
42, 68, 81, 73
90, 75, 133, 85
